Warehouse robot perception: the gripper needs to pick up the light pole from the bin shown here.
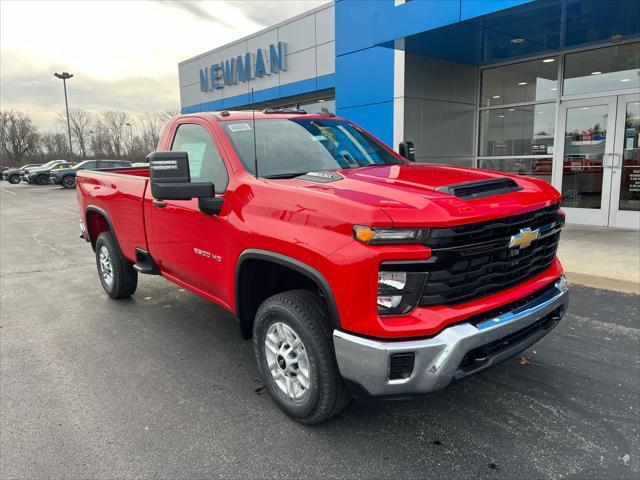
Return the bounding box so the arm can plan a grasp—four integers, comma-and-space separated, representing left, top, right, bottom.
89, 130, 95, 158
54, 72, 74, 158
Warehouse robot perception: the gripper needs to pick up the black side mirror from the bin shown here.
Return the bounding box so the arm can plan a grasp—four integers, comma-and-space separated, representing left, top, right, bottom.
149, 151, 222, 215
399, 141, 415, 162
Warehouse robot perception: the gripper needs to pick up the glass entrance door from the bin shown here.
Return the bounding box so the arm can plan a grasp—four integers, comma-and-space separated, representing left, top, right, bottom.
609, 94, 640, 229
554, 97, 617, 226
554, 94, 640, 228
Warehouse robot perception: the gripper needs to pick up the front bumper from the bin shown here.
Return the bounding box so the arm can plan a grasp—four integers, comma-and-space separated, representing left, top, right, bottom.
333, 276, 569, 397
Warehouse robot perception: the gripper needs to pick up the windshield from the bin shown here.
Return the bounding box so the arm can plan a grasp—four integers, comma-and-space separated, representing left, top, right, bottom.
221, 118, 403, 178
72, 161, 89, 170
34, 161, 56, 169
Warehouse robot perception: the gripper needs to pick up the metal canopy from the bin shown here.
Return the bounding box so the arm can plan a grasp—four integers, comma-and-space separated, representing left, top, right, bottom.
389, 0, 640, 65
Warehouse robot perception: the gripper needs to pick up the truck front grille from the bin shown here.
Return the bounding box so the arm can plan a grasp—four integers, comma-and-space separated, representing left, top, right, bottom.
418, 204, 563, 307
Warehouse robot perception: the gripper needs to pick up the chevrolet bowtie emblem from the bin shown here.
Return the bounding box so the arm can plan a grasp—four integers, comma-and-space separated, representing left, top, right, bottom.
509, 227, 540, 249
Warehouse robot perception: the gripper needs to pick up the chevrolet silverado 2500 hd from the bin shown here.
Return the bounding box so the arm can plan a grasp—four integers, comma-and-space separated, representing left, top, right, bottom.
76, 110, 569, 424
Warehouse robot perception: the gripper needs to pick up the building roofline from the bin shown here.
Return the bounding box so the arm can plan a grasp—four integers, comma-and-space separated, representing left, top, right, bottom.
178, 1, 333, 66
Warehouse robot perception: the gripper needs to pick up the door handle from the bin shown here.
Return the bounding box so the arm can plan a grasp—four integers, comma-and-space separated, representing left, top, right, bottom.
152, 200, 167, 208
603, 153, 613, 169
612, 153, 622, 169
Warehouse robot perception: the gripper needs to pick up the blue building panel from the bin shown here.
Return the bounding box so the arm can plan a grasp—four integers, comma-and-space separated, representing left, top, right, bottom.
338, 101, 394, 147
371, 0, 461, 47
181, 74, 337, 114
335, 46, 394, 110
460, 0, 532, 21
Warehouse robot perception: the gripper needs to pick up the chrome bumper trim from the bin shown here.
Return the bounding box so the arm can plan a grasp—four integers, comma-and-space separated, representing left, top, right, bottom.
333, 276, 569, 397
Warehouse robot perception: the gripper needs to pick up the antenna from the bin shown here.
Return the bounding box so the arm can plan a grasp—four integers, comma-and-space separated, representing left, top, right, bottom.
251, 88, 258, 179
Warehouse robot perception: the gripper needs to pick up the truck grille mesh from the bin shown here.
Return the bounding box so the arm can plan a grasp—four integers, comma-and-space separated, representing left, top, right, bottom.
418, 204, 563, 307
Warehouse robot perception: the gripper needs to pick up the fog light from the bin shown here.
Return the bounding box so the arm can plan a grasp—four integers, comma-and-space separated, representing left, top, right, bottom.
377, 295, 403, 310
377, 264, 428, 316
378, 271, 407, 290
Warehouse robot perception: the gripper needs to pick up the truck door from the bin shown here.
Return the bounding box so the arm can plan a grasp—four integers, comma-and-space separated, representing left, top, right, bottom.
146, 120, 232, 307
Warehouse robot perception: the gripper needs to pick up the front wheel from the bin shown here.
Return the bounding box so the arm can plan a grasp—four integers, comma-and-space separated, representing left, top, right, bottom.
61, 175, 76, 189
253, 290, 350, 424
8, 175, 20, 184
36, 175, 49, 185
95, 231, 138, 299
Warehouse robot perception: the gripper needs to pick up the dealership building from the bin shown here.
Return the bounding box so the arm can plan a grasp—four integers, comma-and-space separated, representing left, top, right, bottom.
179, 0, 640, 229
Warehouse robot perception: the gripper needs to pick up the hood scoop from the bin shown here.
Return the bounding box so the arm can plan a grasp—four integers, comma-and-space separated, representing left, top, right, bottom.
437, 178, 522, 200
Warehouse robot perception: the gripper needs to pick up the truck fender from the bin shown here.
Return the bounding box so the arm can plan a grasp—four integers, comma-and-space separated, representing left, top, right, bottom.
85, 205, 118, 250
235, 249, 341, 338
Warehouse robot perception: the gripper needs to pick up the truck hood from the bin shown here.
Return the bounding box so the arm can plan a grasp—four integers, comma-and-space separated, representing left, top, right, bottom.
287, 164, 562, 227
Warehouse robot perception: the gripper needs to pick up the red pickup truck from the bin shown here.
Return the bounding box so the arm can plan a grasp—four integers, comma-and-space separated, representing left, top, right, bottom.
76, 110, 569, 424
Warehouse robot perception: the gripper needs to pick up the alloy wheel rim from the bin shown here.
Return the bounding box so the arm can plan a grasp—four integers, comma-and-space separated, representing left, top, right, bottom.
99, 246, 114, 286
264, 322, 310, 400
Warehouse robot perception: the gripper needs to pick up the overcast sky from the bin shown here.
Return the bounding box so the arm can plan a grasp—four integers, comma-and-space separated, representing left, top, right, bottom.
0, 0, 327, 131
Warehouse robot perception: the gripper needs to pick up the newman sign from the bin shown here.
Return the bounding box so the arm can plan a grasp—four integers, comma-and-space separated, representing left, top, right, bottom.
199, 42, 286, 92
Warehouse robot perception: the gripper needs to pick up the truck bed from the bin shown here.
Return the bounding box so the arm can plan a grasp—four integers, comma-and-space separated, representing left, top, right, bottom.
76, 167, 151, 262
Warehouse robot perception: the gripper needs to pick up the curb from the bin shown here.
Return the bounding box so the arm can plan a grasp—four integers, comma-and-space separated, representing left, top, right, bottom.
566, 272, 640, 296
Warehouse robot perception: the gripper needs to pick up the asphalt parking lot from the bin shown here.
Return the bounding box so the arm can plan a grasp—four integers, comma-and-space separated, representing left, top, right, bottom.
1, 181, 639, 479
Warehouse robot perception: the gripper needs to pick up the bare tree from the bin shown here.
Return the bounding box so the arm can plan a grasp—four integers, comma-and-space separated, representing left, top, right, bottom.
0, 108, 177, 166
40, 132, 70, 160
97, 111, 129, 159
58, 109, 93, 159
0, 110, 40, 166
137, 112, 162, 154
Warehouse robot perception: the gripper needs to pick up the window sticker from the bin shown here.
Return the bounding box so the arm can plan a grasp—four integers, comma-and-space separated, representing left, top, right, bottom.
180, 142, 206, 178
228, 123, 252, 132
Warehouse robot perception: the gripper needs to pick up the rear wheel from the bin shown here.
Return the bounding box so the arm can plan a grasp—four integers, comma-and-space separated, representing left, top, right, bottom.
8, 175, 20, 184
95, 231, 138, 299
253, 290, 350, 424
61, 175, 76, 189
36, 175, 49, 185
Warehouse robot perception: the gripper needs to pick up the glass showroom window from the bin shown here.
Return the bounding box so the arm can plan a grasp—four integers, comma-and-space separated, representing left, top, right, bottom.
564, 42, 639, 97
478, 57, 560, 181
480, 56, 558, 107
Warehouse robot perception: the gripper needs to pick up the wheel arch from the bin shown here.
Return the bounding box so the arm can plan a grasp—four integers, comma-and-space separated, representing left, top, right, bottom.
85, 205, 117, 251
235, 249, 341, 339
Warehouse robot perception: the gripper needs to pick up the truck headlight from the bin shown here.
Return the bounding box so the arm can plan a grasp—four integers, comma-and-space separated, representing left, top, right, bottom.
377, 264, 428, 316
354, 225, 429, 245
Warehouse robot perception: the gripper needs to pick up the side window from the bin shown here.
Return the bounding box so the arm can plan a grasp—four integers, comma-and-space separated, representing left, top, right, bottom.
82, 161, 97, 170
171, 123, 229, 193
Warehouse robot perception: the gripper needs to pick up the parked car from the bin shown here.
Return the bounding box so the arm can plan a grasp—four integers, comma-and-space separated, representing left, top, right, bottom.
0, 166, 9, 176
2, 164, 42, 184
76, 110, 568, 424
50, 159, 131, 189
24, 160, 71, 185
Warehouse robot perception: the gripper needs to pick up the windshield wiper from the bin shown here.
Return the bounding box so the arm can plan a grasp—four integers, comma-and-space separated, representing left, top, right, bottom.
262, 172, 310, 179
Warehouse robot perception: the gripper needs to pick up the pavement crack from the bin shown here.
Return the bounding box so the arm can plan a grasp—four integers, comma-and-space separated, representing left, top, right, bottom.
0, 263, 89, 278
32, 232, 63, 255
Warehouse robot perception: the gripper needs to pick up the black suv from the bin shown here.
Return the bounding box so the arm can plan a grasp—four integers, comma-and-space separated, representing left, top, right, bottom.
50, 159, 131, 188
2, 164, 42, 184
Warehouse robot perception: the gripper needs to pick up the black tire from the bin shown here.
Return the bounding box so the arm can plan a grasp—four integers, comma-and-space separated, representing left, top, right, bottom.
36, 175, 49, 185
8, 175, 20, 184
61, 175, 76, 189
95, 231, 138, 299
253, 290, 350, 425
